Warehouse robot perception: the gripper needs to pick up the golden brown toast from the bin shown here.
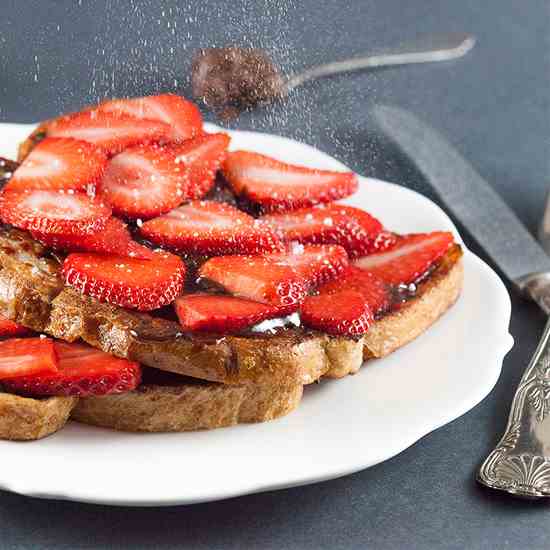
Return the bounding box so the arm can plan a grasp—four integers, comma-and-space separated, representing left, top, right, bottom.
72, 375, 303, 432
0, 391, 76, 440
0, 227, 462, 384
3, 124, 464, 434
0, 226, 462, 433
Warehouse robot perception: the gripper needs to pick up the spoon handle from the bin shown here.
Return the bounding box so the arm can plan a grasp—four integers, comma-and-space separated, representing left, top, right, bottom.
285, 33, 475, 91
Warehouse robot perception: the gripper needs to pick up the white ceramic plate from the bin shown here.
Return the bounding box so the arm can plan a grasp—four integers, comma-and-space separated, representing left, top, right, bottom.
0, 122, 513, 506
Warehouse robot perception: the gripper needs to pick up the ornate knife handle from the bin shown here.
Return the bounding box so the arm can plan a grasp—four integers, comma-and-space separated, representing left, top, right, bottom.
478, 273, 550, 497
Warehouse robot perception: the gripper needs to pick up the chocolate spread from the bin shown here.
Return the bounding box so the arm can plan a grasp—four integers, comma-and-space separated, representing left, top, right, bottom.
191, 47, 285, 118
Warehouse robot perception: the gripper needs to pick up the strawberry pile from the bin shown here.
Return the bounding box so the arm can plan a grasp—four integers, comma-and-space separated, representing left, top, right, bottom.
0, 93, 456, 347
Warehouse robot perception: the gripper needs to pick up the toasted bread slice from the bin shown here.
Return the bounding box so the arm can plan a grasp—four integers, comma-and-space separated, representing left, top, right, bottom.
0, 228, 462, 385
0, 391, 76, 440
3, 118, 464, 435
0, 227, 363, 385
72, 376, 302, 432
13, 124, 464, 384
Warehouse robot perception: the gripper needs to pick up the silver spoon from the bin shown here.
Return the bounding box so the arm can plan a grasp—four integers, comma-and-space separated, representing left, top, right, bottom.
192, 33, 476, 117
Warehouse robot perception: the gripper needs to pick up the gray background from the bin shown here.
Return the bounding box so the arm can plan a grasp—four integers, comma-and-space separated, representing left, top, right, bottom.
1, 1, 549, 548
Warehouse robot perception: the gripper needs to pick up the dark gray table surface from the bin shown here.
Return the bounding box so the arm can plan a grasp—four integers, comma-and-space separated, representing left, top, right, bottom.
1, 1, 549, 548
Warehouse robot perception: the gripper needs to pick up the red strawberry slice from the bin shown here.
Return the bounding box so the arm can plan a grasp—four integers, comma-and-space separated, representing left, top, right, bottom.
0, 337, 57, 381
99, 94, 203, 142
121, 241, 155, 261
318, 266, 391, 315
198, 255, 307, 312
262, 204, 396, 258
354, 232, 454, 286
97, 143, 189, 220
32, 217, 154, 260
269, 244, 349, 288
0, 315, 32, 338
5, 137, 108, 193
62, 250, 185, 311
47, 110, 171, 156
139, 200, 282, 255
0, 189, 111, 235
222, 151, 358, 212
175, 293, 281, 333
3, 341, 141, 397
300, 290, 373, 337
170, 133, 230, 198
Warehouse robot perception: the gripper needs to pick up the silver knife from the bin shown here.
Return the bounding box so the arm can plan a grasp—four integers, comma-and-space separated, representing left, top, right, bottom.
373, 104, 550, 498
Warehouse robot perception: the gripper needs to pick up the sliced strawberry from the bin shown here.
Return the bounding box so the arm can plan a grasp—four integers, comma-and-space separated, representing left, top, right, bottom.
124, 241, 156, 261
170, 133, 230, 198
269, 244, 349, 289
0, 337, 57, 381
0, 316, 32, 338
97, 143, 189, 220
354, 232, 455, 286
32, 217, 154, 260
47, 110, 171, 156
99, 94, 203, 142
2, 341, 141, 397
222, 151, 358, 212
262, 204, 396, 258
300, 290, 373, 337
5, 137, 108, 193
62, 250, 185, 311
318, 266, 391, 315
0, 189, 111, 235
175, 293, 281, 333
139, 200, 282, 255
198, 255, 307, 312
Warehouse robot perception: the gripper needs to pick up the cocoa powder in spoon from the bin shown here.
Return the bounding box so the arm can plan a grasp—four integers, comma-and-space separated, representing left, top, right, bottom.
191, 47, 285, 118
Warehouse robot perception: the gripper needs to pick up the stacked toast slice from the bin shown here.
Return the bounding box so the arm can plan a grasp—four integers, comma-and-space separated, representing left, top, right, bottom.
0, 94, 463, 439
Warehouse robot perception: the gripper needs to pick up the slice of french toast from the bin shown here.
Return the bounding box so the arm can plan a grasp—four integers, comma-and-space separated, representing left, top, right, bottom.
0, 227, 462, 387
0, 117, 463, 435
0, 390, 76, 440
0, 210, 462, 435
71, 369, 303, 432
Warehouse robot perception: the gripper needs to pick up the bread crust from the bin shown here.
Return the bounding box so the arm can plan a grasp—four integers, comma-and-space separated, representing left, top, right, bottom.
72, 381, 303, 432
363, 256, 463, 359
46, 289, 344, 385
0, 392, 76, 440
4, 124, 465, 434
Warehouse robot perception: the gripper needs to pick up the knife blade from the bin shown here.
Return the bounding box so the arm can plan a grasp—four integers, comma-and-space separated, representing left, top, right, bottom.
372, 105, 550, 284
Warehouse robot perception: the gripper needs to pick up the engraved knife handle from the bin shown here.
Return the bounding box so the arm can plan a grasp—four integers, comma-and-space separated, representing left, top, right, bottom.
478, 273, 550, 497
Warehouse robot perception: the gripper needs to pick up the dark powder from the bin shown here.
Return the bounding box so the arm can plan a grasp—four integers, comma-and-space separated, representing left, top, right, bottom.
191, 47, 286, 118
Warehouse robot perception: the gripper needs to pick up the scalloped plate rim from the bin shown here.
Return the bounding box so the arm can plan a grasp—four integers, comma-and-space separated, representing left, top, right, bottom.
0, 122, 513, 506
